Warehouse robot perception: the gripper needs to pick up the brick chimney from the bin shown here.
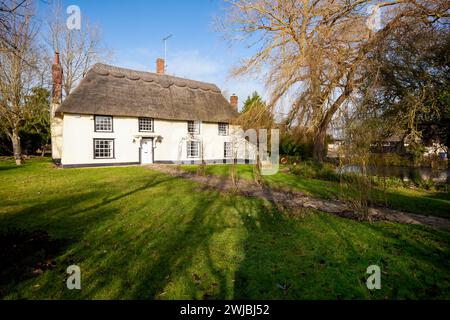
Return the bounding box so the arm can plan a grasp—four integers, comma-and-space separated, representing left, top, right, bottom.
50, 52, 63, 163
230, 94, 238, 110
52, 52, 62, 104
156, 58, 165, 75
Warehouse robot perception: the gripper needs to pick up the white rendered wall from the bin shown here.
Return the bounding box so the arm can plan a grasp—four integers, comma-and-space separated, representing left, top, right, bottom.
50, 103, 63, 160
61, 114, 255, 166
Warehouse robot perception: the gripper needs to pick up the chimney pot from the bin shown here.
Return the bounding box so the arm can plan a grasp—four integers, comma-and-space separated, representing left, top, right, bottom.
230, 94, 238, 110
156, 58, 165, 75
54, 52, 60, 65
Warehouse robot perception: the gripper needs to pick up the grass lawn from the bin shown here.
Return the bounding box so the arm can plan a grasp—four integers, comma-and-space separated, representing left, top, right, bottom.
0, 159, 449, 299
181, 164, 450, 219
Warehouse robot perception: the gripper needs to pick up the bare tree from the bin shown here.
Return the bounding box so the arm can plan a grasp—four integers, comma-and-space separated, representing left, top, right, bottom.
0, 0, 29, 53
0, 0, 41, 165
222, 0, 450, 162
45, 0, 112, 97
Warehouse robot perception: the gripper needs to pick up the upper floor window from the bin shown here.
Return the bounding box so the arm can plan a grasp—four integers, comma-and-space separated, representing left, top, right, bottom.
187, 121, 200, 135
95, 115, 113, 132
218, 123, 229, 136
139, 117, 154, 132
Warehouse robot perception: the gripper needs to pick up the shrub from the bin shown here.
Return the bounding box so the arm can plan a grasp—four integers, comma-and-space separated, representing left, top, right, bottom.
289, 161, 339, 182
289, 161, 317, 179
316, 163, 340, 182
371, 176, 404, 189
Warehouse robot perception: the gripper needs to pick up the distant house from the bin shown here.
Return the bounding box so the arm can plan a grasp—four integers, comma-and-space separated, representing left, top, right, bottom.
327, 138, 344, 158
424, 143, 448, 160
50, 54, 255, 168
370, 134, 406, 154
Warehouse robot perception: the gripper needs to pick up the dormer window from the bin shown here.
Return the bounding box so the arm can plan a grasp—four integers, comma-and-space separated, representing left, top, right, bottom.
187, 121, 200, 135
218, 123, 229, 136
95, 115, 113, 132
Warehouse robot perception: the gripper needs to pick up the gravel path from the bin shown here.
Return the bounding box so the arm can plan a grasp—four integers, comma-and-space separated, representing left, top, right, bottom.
149, 164, 450, 230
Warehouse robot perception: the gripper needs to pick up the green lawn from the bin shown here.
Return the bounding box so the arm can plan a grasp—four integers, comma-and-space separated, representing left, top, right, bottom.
0, 159, 449, 299
181, 164, 450, 219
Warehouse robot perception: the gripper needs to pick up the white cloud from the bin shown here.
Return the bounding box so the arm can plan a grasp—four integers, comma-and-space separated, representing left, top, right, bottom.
166, 50, 222, 81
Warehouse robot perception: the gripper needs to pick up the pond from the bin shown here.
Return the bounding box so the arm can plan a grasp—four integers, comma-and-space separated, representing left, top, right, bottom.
338, 165, 450, 183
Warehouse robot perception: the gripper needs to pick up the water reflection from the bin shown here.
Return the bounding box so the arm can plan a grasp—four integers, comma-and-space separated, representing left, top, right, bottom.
338, 165, 450, 183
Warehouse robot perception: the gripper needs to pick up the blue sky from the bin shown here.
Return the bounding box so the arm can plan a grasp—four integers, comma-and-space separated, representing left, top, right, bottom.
37, 0, 265, 109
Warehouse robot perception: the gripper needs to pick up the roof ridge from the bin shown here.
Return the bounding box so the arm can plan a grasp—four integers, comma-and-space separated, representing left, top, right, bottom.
92, 63, 221, 92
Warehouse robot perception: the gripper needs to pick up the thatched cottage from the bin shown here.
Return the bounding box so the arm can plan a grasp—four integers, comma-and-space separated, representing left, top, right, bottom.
50, 54, 254, 168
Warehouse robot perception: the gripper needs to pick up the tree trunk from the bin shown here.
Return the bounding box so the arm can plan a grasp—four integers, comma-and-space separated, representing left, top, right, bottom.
312, 78, 354, 163
313, 126, 327, 163
11, 128, 22, 166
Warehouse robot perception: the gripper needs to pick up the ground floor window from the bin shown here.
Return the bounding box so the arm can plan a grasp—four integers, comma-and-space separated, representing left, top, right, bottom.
94, 139, 114, 159
224, 142, 232, 158
187, 141, 200, 158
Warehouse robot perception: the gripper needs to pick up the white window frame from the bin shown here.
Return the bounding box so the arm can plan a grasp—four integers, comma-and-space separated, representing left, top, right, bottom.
94, 139, 114, 159
224, 142, 232, 158
139, 117, 154, 132
94, 115, 113, 132
218, 123, 229, 136
187, 121, 200, 135
187, 141, 200, 158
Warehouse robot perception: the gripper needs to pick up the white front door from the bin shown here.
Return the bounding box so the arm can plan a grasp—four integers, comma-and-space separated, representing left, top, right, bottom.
141, 138, 153, 164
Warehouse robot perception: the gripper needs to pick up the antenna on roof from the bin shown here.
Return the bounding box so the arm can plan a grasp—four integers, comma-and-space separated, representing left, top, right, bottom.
162, 34, 173, 71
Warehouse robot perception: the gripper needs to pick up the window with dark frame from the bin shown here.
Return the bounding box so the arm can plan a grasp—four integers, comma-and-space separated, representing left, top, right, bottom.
187, 121, 200, 134
187, 141, 200, 158
139, 117, 154, 132
224, 142, 232, 158
95, 116, 113, 132
218, 123, 229, 136
94, 139, 114, 159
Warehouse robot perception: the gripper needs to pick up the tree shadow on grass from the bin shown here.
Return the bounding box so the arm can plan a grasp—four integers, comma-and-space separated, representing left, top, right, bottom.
361, 222, 450, 299
3, 164, 448, 299
0, 161, 26, 172
232, 187, 450, 299
109, 172, 234, 299
0, 173, 178, 298
0, 228, 70, 298
2, 170, 236, 299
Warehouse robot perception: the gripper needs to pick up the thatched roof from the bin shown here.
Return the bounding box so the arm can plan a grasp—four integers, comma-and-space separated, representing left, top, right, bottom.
56, 63, 238, 123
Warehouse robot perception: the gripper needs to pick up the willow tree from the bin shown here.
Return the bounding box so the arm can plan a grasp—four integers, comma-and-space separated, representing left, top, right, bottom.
359, 20, 450, 156
222, 0, 450, 162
